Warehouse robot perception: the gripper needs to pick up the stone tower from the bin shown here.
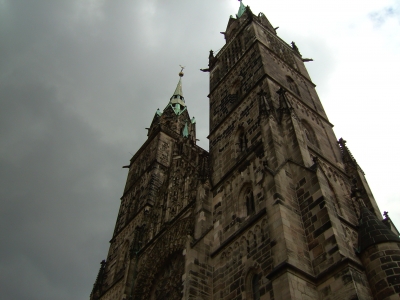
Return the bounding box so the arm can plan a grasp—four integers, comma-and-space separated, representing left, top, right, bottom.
90, 68, 211, 300
91, 3, 400, 300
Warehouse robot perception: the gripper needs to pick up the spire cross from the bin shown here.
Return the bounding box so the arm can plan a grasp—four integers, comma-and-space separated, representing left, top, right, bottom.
179, 65, 185, 72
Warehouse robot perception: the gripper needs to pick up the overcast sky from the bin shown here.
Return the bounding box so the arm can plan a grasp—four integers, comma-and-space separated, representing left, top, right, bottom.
1, 1, 399, 299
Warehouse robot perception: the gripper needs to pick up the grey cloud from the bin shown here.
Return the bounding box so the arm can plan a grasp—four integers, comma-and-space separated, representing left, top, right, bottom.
369, 5, 400, 27
0, 1, 222, 298
0, 83, 124, 299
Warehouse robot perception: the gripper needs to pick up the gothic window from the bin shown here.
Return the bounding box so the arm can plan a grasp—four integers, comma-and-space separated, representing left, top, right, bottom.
304, 129, 311, 141
126, 203, 133, 223
114, 242, 129, 281
237, 128, 248, 153
239, 132, 248, 152
302, 120, 319, 148
150, 252, 185, 300
286, 76, 300, 96
328, 178, 342, 216
252, 274, 261, 300
230, 78, 241, 102
212, 67, 220, 81
245, 188, 255, 215
245, 270, 261, 300
133, 191, 140, 215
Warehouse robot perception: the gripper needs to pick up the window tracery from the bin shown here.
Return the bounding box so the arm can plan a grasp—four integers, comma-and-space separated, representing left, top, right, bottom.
301, 120, 319, 148
237, 127, 248, 153
150, 252, 185, 300
286, 76, 300, 96
114, 242, 129, 281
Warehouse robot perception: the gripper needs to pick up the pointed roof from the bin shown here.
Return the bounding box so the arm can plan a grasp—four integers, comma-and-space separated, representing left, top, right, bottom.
358, 206, 400, 253
169, 68, 186, 108
172, 77, 183, 99
237, 0, 246, 18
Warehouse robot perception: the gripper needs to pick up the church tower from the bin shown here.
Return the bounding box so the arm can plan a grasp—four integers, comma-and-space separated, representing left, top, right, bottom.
90, 69, 212, 300
91, 2, 400, 300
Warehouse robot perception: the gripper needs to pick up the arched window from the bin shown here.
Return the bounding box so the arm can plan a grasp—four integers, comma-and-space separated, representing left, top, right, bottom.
286, 76, 300, 95
245, 269, 262, 300
245, 188, 255, 215
252, 274, 261, 300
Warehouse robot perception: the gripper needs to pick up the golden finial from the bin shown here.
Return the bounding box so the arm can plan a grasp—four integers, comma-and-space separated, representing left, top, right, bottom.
179, 65, 185, 77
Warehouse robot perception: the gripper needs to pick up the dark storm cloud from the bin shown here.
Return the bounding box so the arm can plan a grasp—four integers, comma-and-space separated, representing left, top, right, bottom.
0, 83, 125, 299
0, 1, 234, 299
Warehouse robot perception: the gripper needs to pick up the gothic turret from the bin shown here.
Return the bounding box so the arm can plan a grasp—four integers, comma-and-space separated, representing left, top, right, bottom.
356, 200, 400, 299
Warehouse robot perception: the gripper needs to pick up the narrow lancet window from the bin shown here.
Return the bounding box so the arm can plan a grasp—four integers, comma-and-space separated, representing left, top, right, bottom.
245, 188, 255, 215
239, 130, 248, 152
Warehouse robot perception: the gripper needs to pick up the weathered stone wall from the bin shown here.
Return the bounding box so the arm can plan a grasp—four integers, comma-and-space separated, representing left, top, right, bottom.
209, 94, 263, 189
272, 272, 319, 300
185, 237, 214, 299
317, 267, 372, 300
212, 216, 273, 300
209, 45, 264, 134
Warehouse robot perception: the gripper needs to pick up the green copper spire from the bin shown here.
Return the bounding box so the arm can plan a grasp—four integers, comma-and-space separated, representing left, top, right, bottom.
237, 0, 246, 18
164, 67, 188, 116
172, 77, 183, 99
169, 66, 186, 107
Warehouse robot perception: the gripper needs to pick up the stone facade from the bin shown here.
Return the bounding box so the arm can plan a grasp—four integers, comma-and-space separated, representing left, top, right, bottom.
90, 4, 400, 300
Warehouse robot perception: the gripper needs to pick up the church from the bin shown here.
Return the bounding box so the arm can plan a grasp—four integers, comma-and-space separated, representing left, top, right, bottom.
90, 2, 400, 299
